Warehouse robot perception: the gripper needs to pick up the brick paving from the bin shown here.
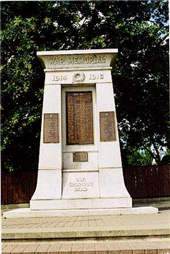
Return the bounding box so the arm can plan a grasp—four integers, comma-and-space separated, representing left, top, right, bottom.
2, 210, 170, 253
2, 239, 170, 253
2, 212, 170, 231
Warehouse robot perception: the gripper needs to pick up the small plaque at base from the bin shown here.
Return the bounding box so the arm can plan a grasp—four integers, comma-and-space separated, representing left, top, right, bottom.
73, 152, 88, 162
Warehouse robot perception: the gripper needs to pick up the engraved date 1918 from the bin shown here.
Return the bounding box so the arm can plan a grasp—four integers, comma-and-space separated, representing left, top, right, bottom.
89, 73, 104, 80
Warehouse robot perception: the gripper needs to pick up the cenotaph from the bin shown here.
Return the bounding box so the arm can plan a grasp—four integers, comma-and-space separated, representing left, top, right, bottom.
4, 49, 158, 218
30, 49, 132, 211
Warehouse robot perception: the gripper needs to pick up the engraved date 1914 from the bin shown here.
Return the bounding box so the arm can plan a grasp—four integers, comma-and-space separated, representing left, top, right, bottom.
53, 74, 67, 81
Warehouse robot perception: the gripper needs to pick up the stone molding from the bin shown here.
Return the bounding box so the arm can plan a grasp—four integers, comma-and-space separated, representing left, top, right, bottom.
37, 49, 118, 70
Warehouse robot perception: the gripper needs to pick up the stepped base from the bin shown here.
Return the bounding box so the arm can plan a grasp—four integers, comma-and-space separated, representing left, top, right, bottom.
30, 197, 132, 210
3, 206, 158, 218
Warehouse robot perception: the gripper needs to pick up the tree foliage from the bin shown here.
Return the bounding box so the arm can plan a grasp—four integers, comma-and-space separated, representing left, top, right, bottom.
122, 147, 153, 166
1, 1, 169, 171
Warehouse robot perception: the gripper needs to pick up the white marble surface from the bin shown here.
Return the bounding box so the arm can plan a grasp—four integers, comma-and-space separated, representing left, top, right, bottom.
30, 197, 132, 210
37, 48, 118, 55
3, 206, 158, 218
96, 83, 115, 111
31, 169, 61, 200
38, 144, 62, 170
99, 168, 131, 198
42, 85, 61, 112
37, 49, 118, 70
62, 172, 99, 199
96, 83, 122, 168
45, 70, 112, 85
63, 152, 98, 170
39, 84, 62, 170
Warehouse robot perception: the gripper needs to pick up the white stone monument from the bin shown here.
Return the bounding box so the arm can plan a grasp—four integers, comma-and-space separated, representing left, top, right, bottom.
4, 49, 158, 218
30, 49, 132, 211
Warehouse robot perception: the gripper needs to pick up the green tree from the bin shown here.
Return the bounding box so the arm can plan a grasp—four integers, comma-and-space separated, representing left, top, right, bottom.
122, 147, 153, 166
1, 1, 169, 171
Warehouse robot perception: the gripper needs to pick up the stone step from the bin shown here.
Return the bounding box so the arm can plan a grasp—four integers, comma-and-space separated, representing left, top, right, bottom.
2, 212, 170, 241
3, 207, 158, 219
2, 227, 170, 241
2, 239, 170, 253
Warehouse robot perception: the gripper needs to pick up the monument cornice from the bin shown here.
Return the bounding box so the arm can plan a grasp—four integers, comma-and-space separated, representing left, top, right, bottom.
44, 67, 112, 72
37, 49, 118, 70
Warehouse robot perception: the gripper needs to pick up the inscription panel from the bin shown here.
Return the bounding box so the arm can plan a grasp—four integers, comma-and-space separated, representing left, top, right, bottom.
45, 71, 111, 85
49, 54, 106, 67
73, 152, 88, 162
62, 172, 99, 198
66, 92, 94, 145
43, 113, 59, 143
69, 177, 93, 192
100, 111, 116, 142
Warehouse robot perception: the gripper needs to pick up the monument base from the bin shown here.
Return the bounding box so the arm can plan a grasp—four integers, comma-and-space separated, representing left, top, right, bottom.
30, 197, 132, 210
3, 206, 158, 219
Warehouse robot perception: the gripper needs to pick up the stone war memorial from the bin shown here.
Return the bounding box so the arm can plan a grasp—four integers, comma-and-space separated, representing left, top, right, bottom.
4, 49, 158, 218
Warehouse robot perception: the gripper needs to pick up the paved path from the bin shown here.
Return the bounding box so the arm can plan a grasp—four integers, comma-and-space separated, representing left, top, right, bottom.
2, 211, 170, 240
2, 238, 170, 253
2, 210, 170, 253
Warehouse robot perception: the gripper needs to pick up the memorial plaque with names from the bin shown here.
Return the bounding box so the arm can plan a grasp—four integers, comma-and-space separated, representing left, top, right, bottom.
43, 113, 59, 143
66, 92, 94, 145
73, 152, 88, 162
100, 111, 116, 142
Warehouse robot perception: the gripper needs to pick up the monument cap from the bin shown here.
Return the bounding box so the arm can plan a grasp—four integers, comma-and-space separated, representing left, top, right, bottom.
37, 48, 118, 70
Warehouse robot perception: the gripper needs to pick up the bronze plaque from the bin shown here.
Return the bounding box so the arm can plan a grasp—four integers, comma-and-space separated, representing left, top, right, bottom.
43, 113, 59, 143
66, 92, 94, 145
73, 152, 88, 162
100, 111, 116, 142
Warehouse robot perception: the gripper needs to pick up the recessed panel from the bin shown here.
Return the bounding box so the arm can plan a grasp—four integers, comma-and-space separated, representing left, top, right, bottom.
62, 172, 99, 199
66, 91, 94, 145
